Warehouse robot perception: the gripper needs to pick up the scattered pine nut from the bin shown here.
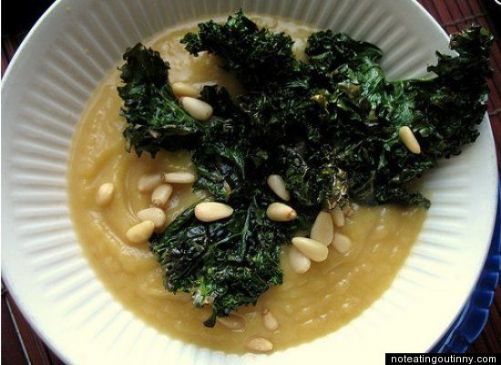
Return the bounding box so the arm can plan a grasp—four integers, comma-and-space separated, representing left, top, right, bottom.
223, 181, 232, 195
163, 172, 196, 184
332, 233, 352, 254
138, 173, 162, 193
151, 184, 173, 207
137, 207, 166, 229
310, 211, 334, 245
96, 183, 114, 207
126, 221, 155, 244
217, 314, 246, 330
266, 202, 297, 222
195, 202, 234, 222
331, 207, 345, 227
343, 205, 354, 217
399, 126, 421, 154
288, 246, 311, 274
267, 174, 290, 201
262, 309, 279, 331
245, 337, 273, 353
292, 38, 307, 61
171, 82, 200, 97
180, 97, 213, 121
292, 237, 329, 262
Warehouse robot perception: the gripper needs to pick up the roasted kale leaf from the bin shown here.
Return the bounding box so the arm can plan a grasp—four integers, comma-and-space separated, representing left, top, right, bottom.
118, 12, 492, 325
305, 26, 492, 207
181, 10, 298, 89
182, 14, 491, 208
150, 192, 302, 327
118, 44, 203, 156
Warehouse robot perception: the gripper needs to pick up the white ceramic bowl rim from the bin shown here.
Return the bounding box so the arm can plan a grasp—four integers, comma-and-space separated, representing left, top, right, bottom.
1, 0, 498, 364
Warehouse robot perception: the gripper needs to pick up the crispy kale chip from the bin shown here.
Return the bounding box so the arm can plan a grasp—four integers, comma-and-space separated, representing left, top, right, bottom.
150, 192, 301, 327
181, 10, 298, 89
305, 26, 492, 207
118, 44, 203, 156
118, 12, 492, 325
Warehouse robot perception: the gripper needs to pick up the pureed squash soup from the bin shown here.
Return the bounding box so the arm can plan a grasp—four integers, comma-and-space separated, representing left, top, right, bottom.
68, 16, 426, 353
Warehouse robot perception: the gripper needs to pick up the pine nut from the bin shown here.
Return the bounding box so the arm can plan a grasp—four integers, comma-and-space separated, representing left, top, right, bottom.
292, 237, 329, 262
267, 174, 290, 201
96, 183, 114, 207
399, 126, 421, 154
266, 202, 297, 222
163, 172, 196, 184
223, 181, 232, 194
310, 211, 334, 245
262, 309, 279, 331
151, 184, 173, 207
137, 207, 166, 229
288, 246, 311, 274
138, 173, 162, 193
195, 202, 234, 222
245, 337, 273, 353
332, 233, 352, 253
217, 314, 245, 330
126, 221, 155, 244
331, 207, 345, 227
171, 82, 200, 97
292, 38, 307, 61
343, 205, 354, 217
180, 97, 213, 121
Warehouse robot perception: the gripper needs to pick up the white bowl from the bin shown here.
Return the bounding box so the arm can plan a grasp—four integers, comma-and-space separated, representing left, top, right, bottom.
1, 0, 498, 364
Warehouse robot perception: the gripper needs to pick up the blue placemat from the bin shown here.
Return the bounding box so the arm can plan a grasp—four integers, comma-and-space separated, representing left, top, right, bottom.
431, 182, 501, 353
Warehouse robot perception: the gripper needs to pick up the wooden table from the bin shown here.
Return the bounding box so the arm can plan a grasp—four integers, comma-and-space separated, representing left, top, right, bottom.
2, 0, 500, 363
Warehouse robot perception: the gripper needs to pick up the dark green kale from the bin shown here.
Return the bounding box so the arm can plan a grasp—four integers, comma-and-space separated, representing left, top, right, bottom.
118, 12, 492, 325
306, 31, 383, 76
305, 26, 492, 207
118, 44, 203, 156
181, 10, 299, 89
150, 192, 302, 327
190, 86, 250, 200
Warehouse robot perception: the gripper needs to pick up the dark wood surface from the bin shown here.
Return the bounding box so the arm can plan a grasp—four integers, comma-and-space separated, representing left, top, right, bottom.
2, 1, 500, 363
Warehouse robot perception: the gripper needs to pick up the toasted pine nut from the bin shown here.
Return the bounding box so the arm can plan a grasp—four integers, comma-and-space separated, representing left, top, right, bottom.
126, 221, 155, 244
288, 246, 311, 274
262, 309, 279, 331
267, 174, 290, 201
223, 181, 232, 194
399, 126, 421, 154
138, 173, 162, 193
310, 211, 334, 245
292, 38, 307, 61
266, 202, 297, 222
96, 183, 114, 207
180, 97, 213, 121
163, 172, 196, 184
331, 207, 345, 227
137, 207, 166, 229
171, 82, 200, 97
151, 184, 173, 207
195, 202, 234, 222
245, 337, 273, 353
332, 233, 352, 254
292, 237, 329, 262
217, 314, 245, 330
343, 205, 354, 217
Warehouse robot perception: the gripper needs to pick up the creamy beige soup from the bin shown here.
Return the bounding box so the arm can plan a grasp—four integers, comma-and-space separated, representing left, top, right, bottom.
68, 16, 426, 353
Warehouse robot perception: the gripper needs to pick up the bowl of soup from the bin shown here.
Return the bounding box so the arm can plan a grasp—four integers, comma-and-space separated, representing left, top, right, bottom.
1, 0, 498, 364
